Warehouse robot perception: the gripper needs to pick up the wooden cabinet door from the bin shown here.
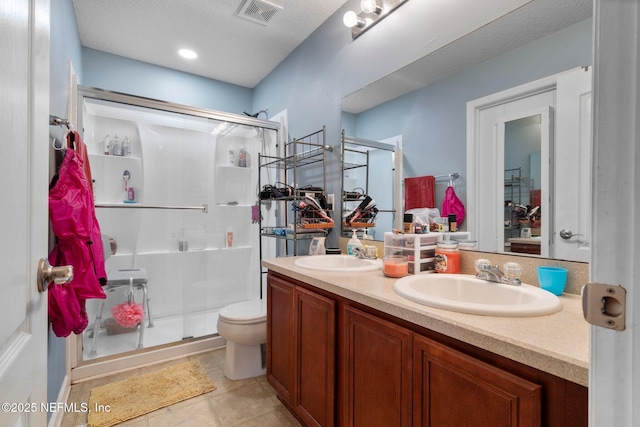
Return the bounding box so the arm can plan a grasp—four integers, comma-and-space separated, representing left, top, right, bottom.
294, 286, 336, 427
342, 305, 413, 427
414, 335, 542, 427
267, 274, 295, 402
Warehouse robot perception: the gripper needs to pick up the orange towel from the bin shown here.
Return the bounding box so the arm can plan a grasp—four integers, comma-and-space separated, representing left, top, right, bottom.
404, 176, 435, 211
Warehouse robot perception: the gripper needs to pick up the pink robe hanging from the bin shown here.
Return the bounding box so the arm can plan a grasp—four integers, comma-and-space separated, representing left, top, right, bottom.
48, 132, 106, 337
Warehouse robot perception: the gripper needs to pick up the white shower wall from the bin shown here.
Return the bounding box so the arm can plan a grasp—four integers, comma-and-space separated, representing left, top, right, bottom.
81, 98, 266, 356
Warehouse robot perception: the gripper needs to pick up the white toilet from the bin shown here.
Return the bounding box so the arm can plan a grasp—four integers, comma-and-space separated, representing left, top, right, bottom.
217, 299, 267, 380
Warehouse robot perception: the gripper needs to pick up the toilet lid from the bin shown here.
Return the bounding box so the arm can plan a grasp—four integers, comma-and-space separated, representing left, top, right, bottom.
219, 300, 266, 324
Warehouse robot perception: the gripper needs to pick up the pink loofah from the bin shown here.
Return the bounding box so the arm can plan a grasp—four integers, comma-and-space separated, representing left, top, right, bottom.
111, 302, 144, 328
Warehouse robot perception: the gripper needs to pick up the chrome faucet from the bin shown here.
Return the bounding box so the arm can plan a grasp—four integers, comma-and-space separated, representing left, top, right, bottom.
475, 259, 522, 286
352, 246, 376, 260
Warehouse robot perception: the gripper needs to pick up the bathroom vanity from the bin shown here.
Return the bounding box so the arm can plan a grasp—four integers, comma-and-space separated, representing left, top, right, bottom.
262, 256, 588, 427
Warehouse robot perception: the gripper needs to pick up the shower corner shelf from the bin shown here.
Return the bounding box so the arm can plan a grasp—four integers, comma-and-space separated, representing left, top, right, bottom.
258, 126, 332, 256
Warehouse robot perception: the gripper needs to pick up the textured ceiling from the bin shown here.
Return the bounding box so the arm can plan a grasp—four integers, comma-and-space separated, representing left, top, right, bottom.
72, 0, 349, 88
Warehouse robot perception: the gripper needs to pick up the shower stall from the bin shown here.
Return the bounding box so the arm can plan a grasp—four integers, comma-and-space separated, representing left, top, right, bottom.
71, 87, 279, 378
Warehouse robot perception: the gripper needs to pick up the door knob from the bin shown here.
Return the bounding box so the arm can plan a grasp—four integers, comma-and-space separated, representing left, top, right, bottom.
559, 229, 583, 239
37, 258, 73, 293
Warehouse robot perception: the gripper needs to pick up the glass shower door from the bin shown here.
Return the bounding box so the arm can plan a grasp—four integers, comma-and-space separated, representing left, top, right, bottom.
76, 88, 278, 364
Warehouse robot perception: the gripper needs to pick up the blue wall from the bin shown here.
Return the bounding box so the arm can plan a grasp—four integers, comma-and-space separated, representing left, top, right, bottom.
81, 49, 253, 115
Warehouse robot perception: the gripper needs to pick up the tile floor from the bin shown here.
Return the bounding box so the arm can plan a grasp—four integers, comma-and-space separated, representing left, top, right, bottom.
61, 348, 302, 427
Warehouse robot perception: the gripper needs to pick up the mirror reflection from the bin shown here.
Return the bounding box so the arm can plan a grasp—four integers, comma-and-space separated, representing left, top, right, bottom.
340, 12, 592, 261
340, 132, 402, 240
503, 115, 542, 255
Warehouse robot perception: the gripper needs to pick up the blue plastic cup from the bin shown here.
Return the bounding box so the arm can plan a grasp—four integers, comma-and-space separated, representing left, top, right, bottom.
537, 266, 568, 296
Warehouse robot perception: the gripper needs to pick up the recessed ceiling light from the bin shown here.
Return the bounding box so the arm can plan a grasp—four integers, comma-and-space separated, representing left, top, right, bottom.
178, 49, 198, 59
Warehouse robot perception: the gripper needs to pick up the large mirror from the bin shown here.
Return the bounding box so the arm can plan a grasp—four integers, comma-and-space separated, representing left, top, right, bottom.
340, 132, 402, 240
340, 0, 592, 262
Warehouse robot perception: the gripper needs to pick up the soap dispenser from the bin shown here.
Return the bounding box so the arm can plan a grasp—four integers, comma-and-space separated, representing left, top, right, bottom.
347, 230, 364, 256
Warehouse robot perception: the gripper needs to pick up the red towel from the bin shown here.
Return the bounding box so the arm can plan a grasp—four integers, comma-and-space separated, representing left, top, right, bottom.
404, 176, 435, 211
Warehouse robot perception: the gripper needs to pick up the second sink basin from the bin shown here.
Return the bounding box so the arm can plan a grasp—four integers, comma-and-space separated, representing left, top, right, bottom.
393, 274, 562, 317
294, 255, 381, 272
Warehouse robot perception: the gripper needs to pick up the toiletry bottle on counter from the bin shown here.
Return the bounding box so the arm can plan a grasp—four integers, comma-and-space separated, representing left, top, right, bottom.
448, 214, 457, 232
309, 237, 326, 255
347, 230, 363, 255
403, 213, 413, 233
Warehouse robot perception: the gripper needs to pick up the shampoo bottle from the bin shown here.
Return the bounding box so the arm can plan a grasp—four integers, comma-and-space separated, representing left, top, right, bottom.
347, 230, 364, 256
111, 134, 122, 156
103, 134, 110, 155
122, 136, 131, 156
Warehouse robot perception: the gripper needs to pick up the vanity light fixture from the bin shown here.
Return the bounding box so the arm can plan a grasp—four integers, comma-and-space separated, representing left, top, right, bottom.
178, 48, 198, 59
360, 0, 382, 14
343, 0, 409, 39
343, 10, 366, 28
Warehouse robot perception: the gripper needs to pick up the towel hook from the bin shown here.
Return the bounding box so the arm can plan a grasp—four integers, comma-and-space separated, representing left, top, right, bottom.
51, 137, 64, 151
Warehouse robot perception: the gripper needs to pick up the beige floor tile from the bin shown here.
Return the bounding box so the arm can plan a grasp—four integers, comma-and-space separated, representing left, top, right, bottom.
209, 383, 280, 426
64, 349, 298, 427
147, 398, 220, 427
60, 410, 79, 427
237, 408, 302, 427
277, 407, 303, 426
206, 366, 259, 394
116, 416, 148, 427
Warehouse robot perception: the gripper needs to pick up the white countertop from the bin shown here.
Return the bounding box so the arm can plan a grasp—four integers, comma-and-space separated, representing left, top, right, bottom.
262, 256, 589, 387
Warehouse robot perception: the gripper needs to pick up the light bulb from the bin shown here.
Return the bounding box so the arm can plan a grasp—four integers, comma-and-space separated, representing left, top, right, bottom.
361, 0, 381, 14
178, 49, 198, 59
343, 10, 359, 28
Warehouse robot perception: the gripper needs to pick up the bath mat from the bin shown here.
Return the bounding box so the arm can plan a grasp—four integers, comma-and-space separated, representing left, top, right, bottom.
87, 360, 216, 427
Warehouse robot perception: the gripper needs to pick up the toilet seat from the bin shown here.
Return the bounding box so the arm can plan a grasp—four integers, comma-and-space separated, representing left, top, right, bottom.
219, 300, 266, 325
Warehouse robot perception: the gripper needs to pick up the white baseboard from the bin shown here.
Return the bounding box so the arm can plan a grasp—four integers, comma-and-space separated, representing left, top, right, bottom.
48, 374, 71, 427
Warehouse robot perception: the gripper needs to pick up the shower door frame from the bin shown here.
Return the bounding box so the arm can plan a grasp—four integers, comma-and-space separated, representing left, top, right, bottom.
69, 86, 280, 382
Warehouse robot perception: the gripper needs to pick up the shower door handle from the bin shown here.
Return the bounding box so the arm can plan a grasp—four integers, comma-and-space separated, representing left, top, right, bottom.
36, 257, 73, 292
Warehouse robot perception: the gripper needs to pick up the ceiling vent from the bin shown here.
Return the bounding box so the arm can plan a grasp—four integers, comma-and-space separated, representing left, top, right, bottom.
237, 0, 283, 26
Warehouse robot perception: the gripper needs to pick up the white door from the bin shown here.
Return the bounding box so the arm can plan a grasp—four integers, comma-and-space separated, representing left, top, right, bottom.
554, 67, 592, 262
470, 89, 555, 255
497, 106, 553, 257
0, 1, 50, 426
590, 1, 640, 425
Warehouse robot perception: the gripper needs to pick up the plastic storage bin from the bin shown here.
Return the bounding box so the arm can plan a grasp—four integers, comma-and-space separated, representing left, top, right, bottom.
384, 233, 441, 274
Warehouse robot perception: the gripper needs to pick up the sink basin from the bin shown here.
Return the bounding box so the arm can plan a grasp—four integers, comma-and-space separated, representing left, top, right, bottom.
393, 274, 562, 317
294, 255, 381, 272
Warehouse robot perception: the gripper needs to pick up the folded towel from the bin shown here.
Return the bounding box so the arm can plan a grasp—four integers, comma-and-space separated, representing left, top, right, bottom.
404, 176, 435, 211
